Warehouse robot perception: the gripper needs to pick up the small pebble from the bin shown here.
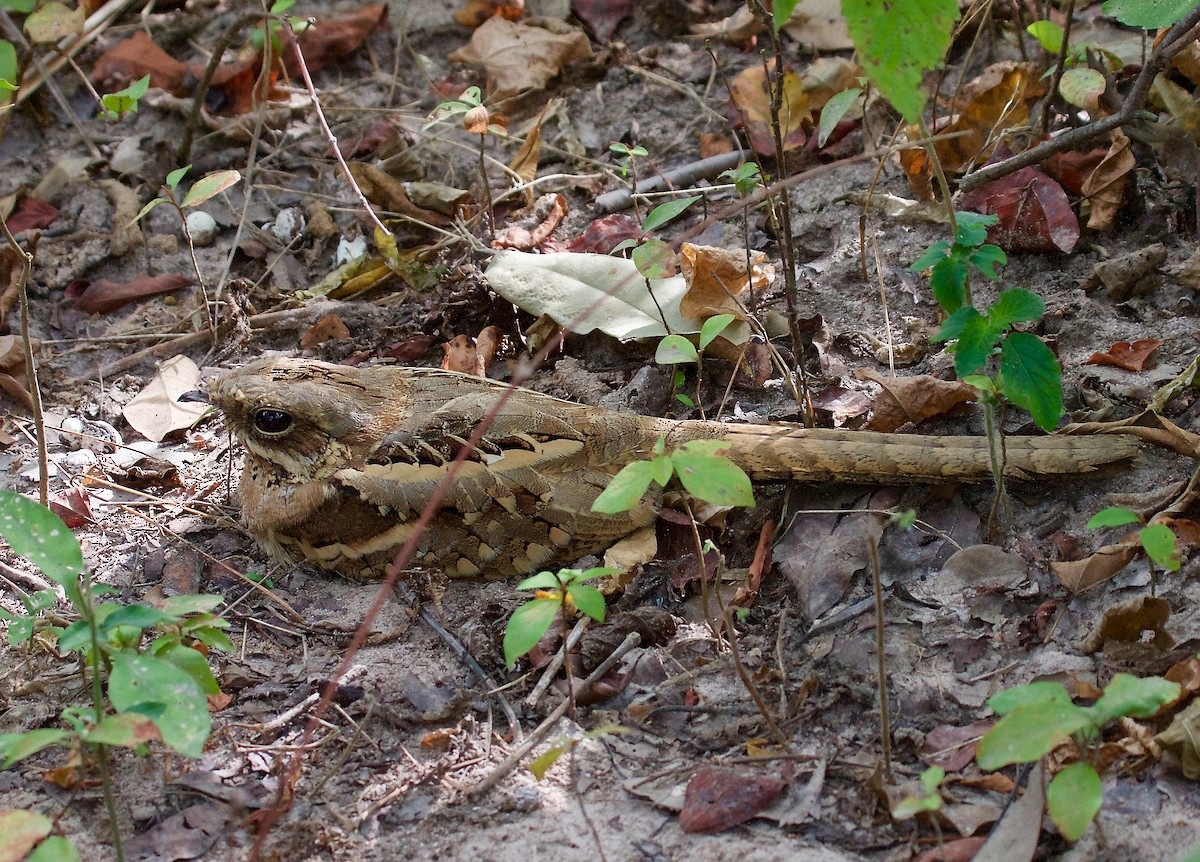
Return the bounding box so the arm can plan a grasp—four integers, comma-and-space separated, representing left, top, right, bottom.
186, 210, 218, 247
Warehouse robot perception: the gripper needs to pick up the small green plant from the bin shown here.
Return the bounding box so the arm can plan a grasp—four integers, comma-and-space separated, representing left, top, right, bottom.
892, 765, 945, 819
0, 490, 229, 859
612, 194, 702, 282
134, 164, 240, 335
656, 312, 736, 410
976, 674, 1181, 840
250, 0, 312, 53
502, 566, 617, 666
609, 141, 648, 178
426, 86, 503, 239
101, 74, 149, 120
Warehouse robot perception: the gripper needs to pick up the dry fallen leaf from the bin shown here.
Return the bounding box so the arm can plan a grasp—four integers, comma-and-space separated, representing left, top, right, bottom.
858, 368, 977, 432
1081, 129, 1135, 231
678, 243, 773, 320
1084, 338, 1163, 372
299, 313, 351, 348
122, 356, 211, 443
64, 274, 192, 314
447, 16, 591, 102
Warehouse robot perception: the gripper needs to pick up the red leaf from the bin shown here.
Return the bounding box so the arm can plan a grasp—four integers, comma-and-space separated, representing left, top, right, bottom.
1084, 338, 1164, 371
572, 0, 632, 42
7, 198, 58, 233
679, 766, 786, 833
959, 166, 1079, 253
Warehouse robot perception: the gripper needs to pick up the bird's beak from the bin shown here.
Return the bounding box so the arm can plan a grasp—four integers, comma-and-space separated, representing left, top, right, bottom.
178, 390, 210, 404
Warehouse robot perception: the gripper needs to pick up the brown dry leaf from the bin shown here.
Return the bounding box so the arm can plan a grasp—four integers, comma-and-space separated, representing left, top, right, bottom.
1079, 595, 1174, 653
492, 193, 567, 249
959, 166, 1079, 254
442, 334, 480, 375
384, 334, 438, 362
678, 767, 786, 834
811, 385, 872, 427
280, 4, 388, 78
1044, 147, 1106, 195
1084, 338, 1163, 372
6, 196, 58, 233
697, 132, 735, 158
48, 486, 94, 529
858, 368, 977, 432
92, 29, 187, 93
1081, 129, 1135, 230
690, 5, 764, 42
802, 56, 861, 112
913, 838, 988, 862
346, 162, 454, 226
64, 274, 192, 314
921, 721, 992, 773
448, 16, 591, 102
678, 243, 772, 320
546, 213, 642, 254
728, 61, 809, 156
1164, 657, 1200, 697
1050, 542, 1138, 592
299, 313, 351, 348
454, 0, 524, 28
1153, 74, 1200, 142
122, 356, 211, 443
475, 325, 503, 368
705, 339, 775, 388
508, 112, 545, 186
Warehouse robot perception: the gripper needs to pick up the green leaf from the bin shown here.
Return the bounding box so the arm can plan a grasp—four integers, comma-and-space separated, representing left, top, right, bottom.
574, 566, 623, 582
843, 0, 959, 122
818, 88, 862, 146
28, 834, 81, 862
672, 443, 755, 507
989, 680, 1072, 714
909, 239, 950, 272
133, 197, 166, 223
963, 374, 998, 397
102, 605, 177, 632
108, 653, 211, 758
773, 0, 801, 30
1059, 67, 1107, 110
180, 169, 241, 208
83, 712, 162, 748
1102, 0, 1196, 28
988, 288, 1044, 329
951, 312, 998, 377
503, 598, 560, 665
998, 332, 1063, 432
1087, 506, 1141, 529
0, 491, 83, 603
967, 244, 1006, 280
101, 74, 149, 118
160, 594, 224, 615
0, 728, 69, 767
165, 165, 191, 190
642, 195, 701, 233
269, 0, 296, 12
528, 742, 566, 779
156, 642, 220, 696
0, 0, 37, 12
721, 162, 762, 196
655, 333, 699, 364
1047, 762, 1102, 841
0, 39, 17, 96
567, 583, 606, 622
929, 256, 969, 312
954, 212, 999, 246
24, 2, 84, 44
935, 305, 983, 342
1140, 523, 1181, 571
1090, 673, 1180, 724
699, 314, 735, 350
1026, 19, 1063, 52
976, 701, 1093, 770
592, 460, 660, 513
517, 571, 564, 591
632, 238, 675, 280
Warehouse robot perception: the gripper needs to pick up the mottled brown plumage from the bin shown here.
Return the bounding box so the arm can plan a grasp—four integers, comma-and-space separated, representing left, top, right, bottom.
207, 356, 1139, 581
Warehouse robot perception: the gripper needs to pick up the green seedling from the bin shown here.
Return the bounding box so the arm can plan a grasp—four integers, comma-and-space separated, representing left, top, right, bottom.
101, 74, 149, 120
250, 0, 312, 54
656, 313, 736, 410
1088, 506, 1182, 573
503, 566, 617, 666
0, 490, 230, 859
592, 436, 754, 516
977, 674, 1181, 840
892, 766, 945, 819
609, 141, 648, 178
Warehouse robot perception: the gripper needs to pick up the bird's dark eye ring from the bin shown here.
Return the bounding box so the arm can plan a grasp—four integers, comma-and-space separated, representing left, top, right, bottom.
253, 408, 293, 435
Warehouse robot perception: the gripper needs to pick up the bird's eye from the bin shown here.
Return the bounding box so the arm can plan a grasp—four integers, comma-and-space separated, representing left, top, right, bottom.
253, 408, 293, 435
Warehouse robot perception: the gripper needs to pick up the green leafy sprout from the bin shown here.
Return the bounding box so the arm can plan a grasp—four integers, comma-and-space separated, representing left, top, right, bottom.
503, 566, 618, 666
592, 436, 754, 516
976, 674, 1181, 840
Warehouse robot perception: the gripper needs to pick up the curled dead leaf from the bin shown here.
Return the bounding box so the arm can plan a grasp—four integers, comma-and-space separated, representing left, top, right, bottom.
678, 243, 773, 320
65, 274, 191, 314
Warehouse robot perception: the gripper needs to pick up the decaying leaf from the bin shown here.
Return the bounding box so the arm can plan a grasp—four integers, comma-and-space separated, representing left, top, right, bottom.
447, 16, 591, 102
959, 166, 1079, 254
678, 243, 773, 320
1050, 542, 1138, 592
299, 313, 351, 348
728, 60, 810, 156
122, 356, 211, 443
64, 274, 192, 314
1081, 130, 1135, 231
1156, 698, 1200, 779
1084, 338, 1163, 372
492, 193, 568, 249
485, 250, 751, 342
858, 368, 977, 432
1079, 595, 1174, 653
678, 766, 786, 834
573, 0, 632, 42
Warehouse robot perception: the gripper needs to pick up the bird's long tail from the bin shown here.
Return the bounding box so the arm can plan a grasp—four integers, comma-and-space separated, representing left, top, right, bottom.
658, 421, 1139, 483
